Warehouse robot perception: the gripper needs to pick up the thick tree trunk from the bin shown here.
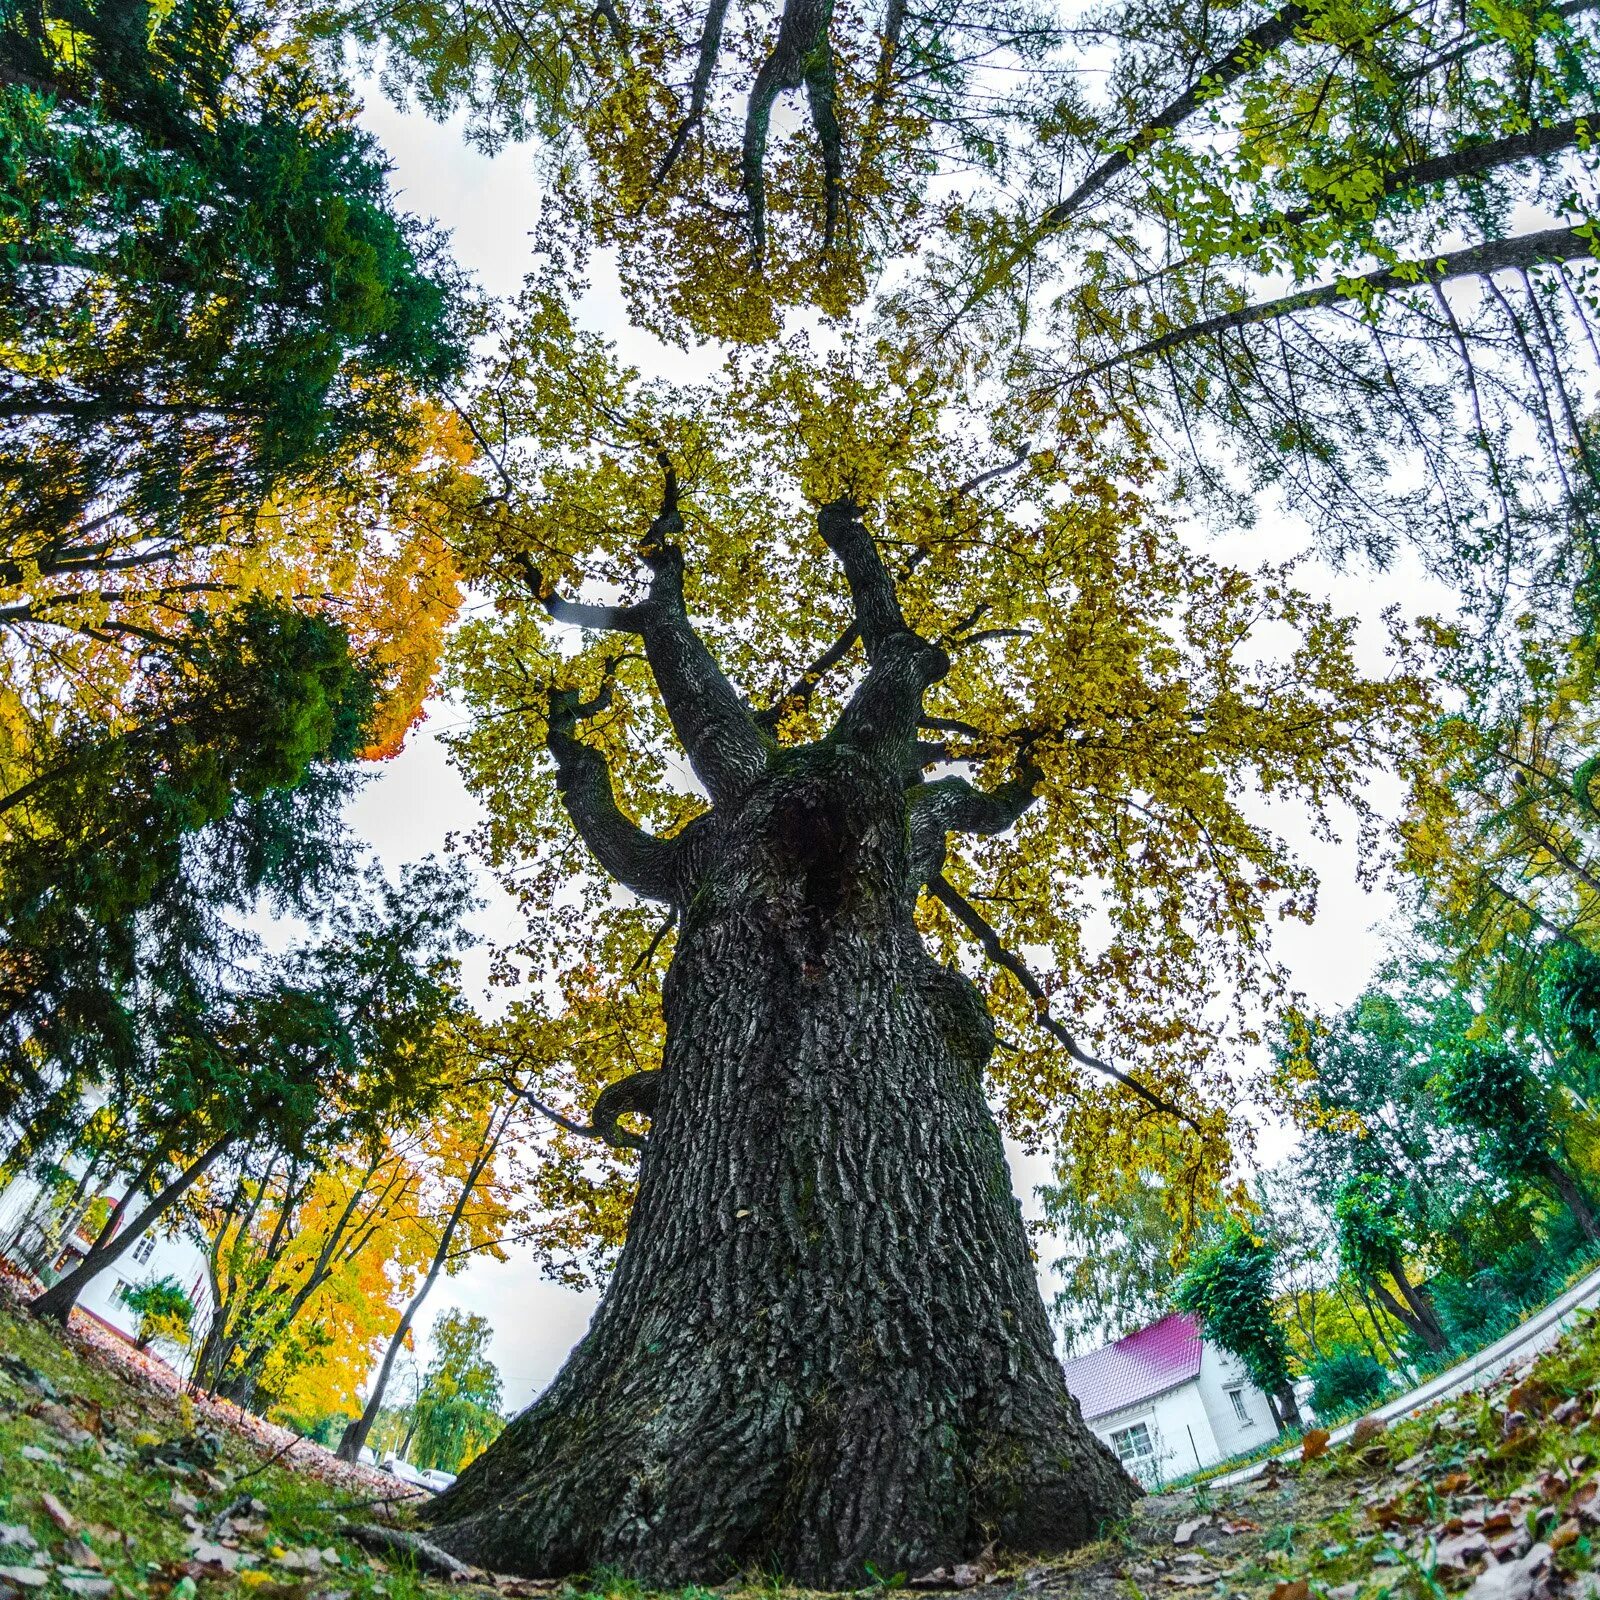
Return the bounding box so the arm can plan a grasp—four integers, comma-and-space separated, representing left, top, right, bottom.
426, 746, 1135, 1586
1271, 1383, 1302, 1433
1389, 1260, 1447, 1354
1544, 1157, 1600, 1244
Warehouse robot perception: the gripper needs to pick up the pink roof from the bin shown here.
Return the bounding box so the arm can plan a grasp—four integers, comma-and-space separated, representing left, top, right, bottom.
1061, 1311, 1204, 1421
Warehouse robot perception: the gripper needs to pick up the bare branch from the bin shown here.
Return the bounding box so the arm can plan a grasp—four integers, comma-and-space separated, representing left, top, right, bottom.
754, 620, 860, 730
1043, 0, 1310, 232
547, 685, 680, 902
928, 875, 1203, 1131
509, 1068, 660, 1152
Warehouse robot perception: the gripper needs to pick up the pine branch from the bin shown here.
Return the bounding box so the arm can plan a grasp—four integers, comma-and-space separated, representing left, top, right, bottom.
1060, 225, 1598, 388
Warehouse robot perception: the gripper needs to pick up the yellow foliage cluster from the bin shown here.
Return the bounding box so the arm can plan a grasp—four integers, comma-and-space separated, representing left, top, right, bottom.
0, 400, 477, 809
446, 295, 1432, 1215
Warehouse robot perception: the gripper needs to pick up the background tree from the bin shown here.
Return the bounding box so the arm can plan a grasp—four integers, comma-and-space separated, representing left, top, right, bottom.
0, 0, 471, 608
337, 1090, 529, 1461
122, 1277, 197, 1354
1331, 1174, 1447, 1354
410, 1310, 507, 1475
191, 1135, 433, 1408
0, 600, 378, 1144
1174, 1223, 1303, 1431
1435, 1035, 1600, 1242
1038, 1164, 1193, 1355
28, 857, 473, 1323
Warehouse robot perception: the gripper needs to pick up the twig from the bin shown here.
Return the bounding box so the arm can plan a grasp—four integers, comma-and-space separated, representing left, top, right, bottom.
206, 1495, 255, 1539
231, 1429, 305, 1485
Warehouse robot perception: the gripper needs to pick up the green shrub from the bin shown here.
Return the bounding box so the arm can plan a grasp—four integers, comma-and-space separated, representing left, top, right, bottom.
1306, 1346, 1388, 1420
121, 1275, 195, 1352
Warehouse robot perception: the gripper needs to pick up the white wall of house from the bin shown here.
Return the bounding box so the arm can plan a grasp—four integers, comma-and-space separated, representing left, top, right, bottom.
1085, 1349, 1278, 1486
1089, 1379, 1221, 1488
0, 1168, 213, 1366
1194, 1343, 1275, 1459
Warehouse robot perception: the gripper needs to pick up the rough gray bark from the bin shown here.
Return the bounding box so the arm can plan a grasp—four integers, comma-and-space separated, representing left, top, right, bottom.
428, 746, 1133, 1583
427, 491, 1136, 1586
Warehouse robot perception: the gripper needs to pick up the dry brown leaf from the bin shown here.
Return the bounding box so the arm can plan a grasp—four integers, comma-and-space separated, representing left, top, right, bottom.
1440, 1473, 1473, 1494
1350, 1416, 1387, 1449
1301, 1430, 1331, 1462
1269, 1581, 1309, 1600
1508, 1382, 1549, 1417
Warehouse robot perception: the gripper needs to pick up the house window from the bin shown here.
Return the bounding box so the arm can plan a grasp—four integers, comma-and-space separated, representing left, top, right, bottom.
131, 1236, 156, 1265
1111, 1421, 1156, 1469
1227, 1387, 1252, 1425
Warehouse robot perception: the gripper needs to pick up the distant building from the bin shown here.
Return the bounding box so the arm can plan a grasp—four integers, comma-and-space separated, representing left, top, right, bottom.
1061, 1311, 1277, 1485
0, 1166, 212, 1364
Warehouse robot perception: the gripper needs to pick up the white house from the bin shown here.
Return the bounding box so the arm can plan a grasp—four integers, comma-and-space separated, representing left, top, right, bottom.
1061, 1311, 1278, 1486
0, 1166, 213, 1365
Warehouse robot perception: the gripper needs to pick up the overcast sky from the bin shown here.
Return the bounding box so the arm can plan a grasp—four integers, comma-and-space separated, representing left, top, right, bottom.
343, 88, 1438, 1412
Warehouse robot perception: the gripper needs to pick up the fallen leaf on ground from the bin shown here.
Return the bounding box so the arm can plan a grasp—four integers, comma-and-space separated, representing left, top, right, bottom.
39, 1494, 76, 1535
1173, 1517, 1212, 1546
1350, 1416, 1387, 1448
1302, 1430, 1331, 1462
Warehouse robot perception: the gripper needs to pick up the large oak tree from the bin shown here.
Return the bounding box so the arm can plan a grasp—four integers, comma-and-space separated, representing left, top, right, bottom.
418, 319, 1421, 1580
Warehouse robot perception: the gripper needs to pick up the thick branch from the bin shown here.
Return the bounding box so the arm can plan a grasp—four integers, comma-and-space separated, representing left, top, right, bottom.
928, 875, 1203, 1131
525, 460, 769, 802
742, 0, 836, 259
632, 465, 771, 798
819, 499, 949, 754
816, 498, 906, 654
1061, 225, 1599, 388
513, 1069, 660, 1152
1281, 117, 1590, 227
654, 0, 733, 185
907, 769, 1042, 885
548, 687, 680, 903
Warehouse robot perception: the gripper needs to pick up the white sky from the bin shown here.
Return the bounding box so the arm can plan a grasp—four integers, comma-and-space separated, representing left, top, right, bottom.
345, 91, 1435, 1411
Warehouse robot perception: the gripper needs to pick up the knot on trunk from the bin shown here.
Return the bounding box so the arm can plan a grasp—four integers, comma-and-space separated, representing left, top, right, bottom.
591, 1070, 662, 1151
920, 959, 996, 1072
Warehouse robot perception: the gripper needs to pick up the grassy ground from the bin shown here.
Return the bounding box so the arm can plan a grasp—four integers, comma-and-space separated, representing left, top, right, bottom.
7, 1294, 1600, 1600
